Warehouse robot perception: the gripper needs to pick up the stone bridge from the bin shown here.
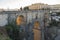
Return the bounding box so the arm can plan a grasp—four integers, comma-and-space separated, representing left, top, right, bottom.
0, 10, 50, 26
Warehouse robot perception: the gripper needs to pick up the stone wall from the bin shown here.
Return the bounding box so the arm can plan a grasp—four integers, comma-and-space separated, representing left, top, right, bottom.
0, 10, 49, 26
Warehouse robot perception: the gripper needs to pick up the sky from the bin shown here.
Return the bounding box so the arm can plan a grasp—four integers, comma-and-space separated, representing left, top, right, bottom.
0, 0, 60, 9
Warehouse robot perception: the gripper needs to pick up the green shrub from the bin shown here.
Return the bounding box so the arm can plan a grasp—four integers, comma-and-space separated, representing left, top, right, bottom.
5, 37, 12, 40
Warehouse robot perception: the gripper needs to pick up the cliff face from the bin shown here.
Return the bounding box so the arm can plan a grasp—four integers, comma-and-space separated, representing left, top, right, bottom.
0, 27, 12, 40
0, 27, 8, 36
0, 27, 11, 40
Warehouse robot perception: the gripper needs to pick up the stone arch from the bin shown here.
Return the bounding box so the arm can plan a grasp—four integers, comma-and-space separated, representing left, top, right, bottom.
16, 15, 25, 25
34, 21, 40, 29
33, 21, 41, 40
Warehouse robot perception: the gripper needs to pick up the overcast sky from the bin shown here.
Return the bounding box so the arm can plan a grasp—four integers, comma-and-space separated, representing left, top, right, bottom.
0, 0, 60, 9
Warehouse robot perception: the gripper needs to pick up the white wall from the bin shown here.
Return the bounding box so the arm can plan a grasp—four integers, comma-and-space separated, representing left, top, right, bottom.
0, 14, 8, 26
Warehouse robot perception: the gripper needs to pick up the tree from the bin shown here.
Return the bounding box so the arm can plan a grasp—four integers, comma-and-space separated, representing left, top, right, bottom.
24, 7, 29, 10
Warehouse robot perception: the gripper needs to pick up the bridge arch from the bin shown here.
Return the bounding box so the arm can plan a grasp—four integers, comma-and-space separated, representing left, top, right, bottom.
16, 15, 25, 25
